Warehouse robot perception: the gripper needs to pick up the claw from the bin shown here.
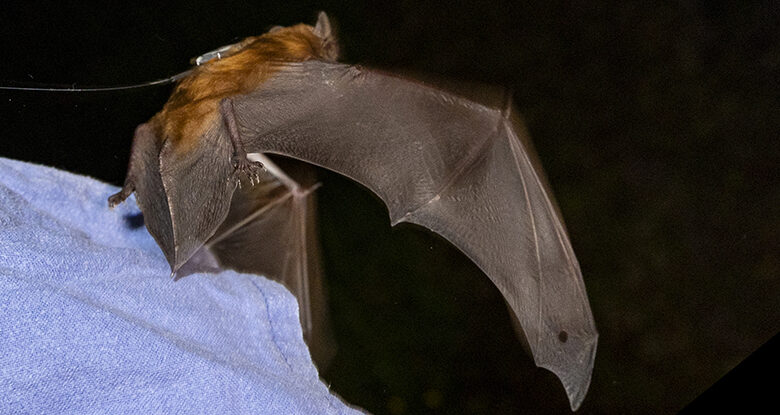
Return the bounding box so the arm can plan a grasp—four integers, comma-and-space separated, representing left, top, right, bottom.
230, 154, 265, 188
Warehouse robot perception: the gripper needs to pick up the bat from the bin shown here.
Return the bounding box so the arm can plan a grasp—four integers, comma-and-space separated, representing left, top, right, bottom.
107, 12, 597, 410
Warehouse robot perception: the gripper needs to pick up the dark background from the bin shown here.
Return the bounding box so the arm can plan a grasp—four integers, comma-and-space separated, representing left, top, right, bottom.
1, 1, 778, 413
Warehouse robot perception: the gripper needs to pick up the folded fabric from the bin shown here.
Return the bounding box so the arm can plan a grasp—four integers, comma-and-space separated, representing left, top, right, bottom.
0, 157, 363, 414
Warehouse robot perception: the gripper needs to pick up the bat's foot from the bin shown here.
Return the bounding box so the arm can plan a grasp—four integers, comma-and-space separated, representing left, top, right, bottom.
108, 184, 133, 208
231, 154, 265, 187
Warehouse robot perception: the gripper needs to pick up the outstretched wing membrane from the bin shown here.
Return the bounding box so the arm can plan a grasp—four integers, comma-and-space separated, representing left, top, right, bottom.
230, 60, 597, 409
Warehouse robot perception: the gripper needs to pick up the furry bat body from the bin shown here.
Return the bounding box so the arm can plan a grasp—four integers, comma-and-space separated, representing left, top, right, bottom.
108, 13, 597, 410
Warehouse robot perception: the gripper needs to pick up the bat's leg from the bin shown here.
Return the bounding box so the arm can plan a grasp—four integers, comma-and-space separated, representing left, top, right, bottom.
220, 98, 266, 185
108, 123, 155, 208
108, 181, 134, 208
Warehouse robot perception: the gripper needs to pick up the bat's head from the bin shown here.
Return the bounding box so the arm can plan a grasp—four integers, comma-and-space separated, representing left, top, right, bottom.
306, 11, 340, 62
259, 11, 340, 62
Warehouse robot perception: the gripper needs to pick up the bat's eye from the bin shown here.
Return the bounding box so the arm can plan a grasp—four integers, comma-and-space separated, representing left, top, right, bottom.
558, 330, 569, 343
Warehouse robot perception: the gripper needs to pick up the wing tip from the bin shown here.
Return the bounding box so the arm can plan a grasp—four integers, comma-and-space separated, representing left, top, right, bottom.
535, 330, 598, 411
564, 334, 598, 411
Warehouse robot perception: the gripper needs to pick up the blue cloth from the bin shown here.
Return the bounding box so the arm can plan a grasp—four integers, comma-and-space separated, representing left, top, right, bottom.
0, 158, 363, 414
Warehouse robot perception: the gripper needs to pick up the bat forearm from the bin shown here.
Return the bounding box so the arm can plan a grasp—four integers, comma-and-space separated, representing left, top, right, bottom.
220, 98, 248, 159
220, 98, 265, 186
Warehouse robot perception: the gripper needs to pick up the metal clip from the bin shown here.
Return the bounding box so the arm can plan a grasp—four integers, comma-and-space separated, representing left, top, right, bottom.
190, 44, 237, 66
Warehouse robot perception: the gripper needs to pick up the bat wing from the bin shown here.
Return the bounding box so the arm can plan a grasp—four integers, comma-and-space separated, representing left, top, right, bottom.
197, 159, 336, 366
231, 61, 597, 409
126, 120, 334, 365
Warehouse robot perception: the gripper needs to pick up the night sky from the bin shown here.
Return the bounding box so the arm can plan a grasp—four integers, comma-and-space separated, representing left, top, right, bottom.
1, 1, 778, 413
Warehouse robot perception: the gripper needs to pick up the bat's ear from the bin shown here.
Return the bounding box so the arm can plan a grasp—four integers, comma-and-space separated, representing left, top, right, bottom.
313, 11, 339, 61
313, 11, 333, 39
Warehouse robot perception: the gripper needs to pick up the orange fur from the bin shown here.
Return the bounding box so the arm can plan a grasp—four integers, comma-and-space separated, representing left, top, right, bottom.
153, 24, 329, 151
